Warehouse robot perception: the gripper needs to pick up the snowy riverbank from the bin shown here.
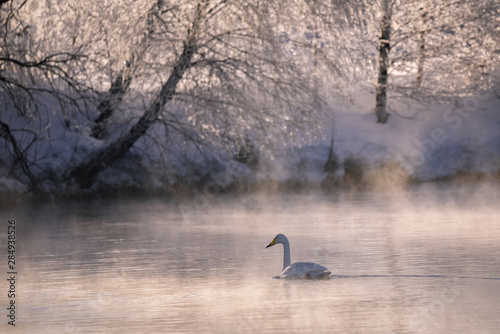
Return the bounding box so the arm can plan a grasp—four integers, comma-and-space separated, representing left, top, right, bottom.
2, 91, 499, 199
262, 91, 500, 188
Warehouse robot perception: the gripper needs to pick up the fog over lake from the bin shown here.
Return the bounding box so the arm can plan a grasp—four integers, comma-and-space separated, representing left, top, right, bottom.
3, 184, 500, 333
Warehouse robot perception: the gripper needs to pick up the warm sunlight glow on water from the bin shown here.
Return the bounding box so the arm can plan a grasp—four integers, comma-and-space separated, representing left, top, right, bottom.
3, 184, 500, 333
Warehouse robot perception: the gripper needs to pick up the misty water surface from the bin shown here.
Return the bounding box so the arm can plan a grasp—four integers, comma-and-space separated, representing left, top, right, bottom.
3, 184, 500, 333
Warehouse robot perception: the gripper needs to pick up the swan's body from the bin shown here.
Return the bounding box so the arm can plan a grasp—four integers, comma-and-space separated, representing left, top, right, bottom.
266, 234, 331, 279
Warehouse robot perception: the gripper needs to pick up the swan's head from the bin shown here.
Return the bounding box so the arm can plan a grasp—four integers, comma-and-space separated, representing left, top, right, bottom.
266, 233, 287, 248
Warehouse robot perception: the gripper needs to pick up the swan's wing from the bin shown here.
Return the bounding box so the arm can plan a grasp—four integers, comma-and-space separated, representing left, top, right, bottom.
306, 270, 331, 279
281, 262, 330, 279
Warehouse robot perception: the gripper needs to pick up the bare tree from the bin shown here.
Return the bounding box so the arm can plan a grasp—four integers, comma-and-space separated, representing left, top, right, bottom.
90, 0, 165, 140
0, 0, 87, 196
1, 0, 329, 193
2, 0, 497, 195
391, 0, 498, 102
415, 1, 429, 88
63, 0, 325, 188
355, 0, 500, 122
69, 0, 203, 187
375, 0, 392, 123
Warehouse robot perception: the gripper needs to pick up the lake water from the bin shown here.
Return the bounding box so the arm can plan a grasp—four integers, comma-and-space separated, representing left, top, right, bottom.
3, 184, 500, 333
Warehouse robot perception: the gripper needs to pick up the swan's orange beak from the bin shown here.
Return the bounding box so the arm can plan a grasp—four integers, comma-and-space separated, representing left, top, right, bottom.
266, 238, 276, 248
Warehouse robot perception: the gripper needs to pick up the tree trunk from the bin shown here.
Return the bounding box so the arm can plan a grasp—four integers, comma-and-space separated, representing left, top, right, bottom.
416, 3, 429, 88
375, 0, 392, 124
70, 41, 195, 188
90, 66, 132, 139
71, 0, 208, 189
90, 0, 163, 140
323, 135, 337, 174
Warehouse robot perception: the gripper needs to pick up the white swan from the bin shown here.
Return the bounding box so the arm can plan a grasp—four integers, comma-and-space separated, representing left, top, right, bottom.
266, 233, 331, 279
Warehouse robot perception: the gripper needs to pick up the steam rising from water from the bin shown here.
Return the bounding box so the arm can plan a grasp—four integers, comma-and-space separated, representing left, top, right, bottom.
7, 183, 500, 333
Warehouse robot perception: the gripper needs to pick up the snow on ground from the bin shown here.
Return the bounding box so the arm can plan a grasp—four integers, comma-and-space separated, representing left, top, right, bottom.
262, 91, 500, 185
1, 91, 499, 195
0, 177, 26, 194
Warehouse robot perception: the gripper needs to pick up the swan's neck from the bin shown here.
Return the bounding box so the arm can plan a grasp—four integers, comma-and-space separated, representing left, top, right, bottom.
282, 237, 291, 271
